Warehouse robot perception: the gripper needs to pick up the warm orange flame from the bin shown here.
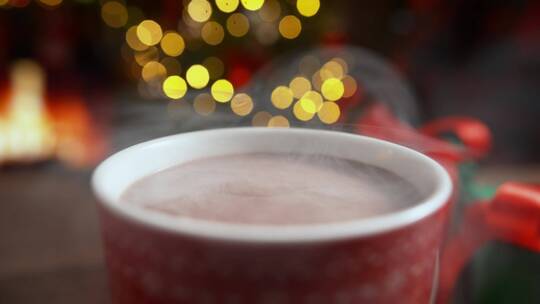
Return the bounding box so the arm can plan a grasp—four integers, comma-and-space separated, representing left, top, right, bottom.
0, 61, 57, 163
0, 60, 106, 167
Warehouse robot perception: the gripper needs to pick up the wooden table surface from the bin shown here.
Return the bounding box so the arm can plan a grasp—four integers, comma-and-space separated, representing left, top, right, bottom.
0, 143, 538, 303
0, 164, 110, 303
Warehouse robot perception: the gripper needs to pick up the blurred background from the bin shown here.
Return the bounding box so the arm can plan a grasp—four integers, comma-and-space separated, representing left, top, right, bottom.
0, 0, 539, 303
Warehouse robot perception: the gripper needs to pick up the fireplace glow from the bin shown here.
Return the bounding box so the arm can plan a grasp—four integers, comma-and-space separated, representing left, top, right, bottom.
0, 60, 105, 167
0, 61, 56, 163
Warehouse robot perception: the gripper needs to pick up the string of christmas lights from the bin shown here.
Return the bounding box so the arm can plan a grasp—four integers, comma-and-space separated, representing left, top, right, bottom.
101, 0, 359, 128
2, 0, 357, 127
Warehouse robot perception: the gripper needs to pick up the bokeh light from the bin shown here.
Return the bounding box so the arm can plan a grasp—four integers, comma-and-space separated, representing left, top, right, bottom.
160, 32, 185, 56
215, 0, 239, 13
230, 93, 254, 116
186, 64, 210, 89
0, 0, 9, 6
203, 56, 225, 79
289, 76, 311, 99
161, 57, 182, 75
211, 79, 234, 102
278, 15, 301, 39
252, 111, 272, 126
193, 93, 216, 115
331, 57, 348, 75
258, 0, 280, 22
241, 0, 264, 11
296, 0, 320, 17
271, 86, 293, 109
188, 0, 212, 22
293, 99, 315, 121
134, 47, 158, 66
342, 75, 357, 98
311, 70, 323, 91
268, 115, 290, 128
201, 21, 225, 45
126, 26, 148, 51
320, 60, 344, 80
97, 0, 328, 121
317, 101, 340, 124
299, 90, 323, 113
141, 61, 166, 82
162, 75, 188, 99
321, 78, 344, 101
299, 98, 316, 115
226, 13, 250, 37
137, 20, 163, 46
101, 1, 128, 28
183, 8, 203, 29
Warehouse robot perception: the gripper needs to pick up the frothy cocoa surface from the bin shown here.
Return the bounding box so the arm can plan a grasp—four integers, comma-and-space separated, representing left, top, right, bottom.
120, 153, 421, 225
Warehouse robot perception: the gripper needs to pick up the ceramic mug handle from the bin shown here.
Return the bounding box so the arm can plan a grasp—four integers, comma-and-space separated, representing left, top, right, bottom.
437, 182, 540, 304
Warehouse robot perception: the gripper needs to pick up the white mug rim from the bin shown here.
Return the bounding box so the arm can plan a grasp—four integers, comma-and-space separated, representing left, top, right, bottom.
92, 127, 452, 244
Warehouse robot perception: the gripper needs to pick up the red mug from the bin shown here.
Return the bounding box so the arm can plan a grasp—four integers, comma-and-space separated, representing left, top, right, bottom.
92, 127, 455, 304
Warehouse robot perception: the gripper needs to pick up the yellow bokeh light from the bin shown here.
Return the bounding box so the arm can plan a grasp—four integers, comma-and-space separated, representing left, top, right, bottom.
0, 0, 9, 6
211, 79, 234, 102
278, 15, 301, 39
186, 64, 210, 89
331, 57, 349, 75
160, 32, 185, 57
193, 93, 216, 115
268, 115, 290, 128
296, 0, 320, 17
318, 101, 340, 124
188, 0, 212, 22
230, 93, 254, 116
252, 111, 272, 126
299, 98, 316, 115
342, 75, 357, 98
293, 100, 315, 121
289, 76, 311, 99
101, 1, 128, 28
162, 75, 188, 99
320, 61, 344, 80
241, 0, 264, 11
137, 20, 163, 46
203, 56, 224, 79
39, 0, 62, 6
141, 61, 166, 82
258, 0, 280, 22
215, 0, 239, 13
271, 86, 293, 109
321, 78, 344, 101
161, 57, 182, 75
182, 8, 202, 29
299, 91, 323, 113
226, 13, 250, 37
134, 47, 158, 66
311, 70, 323, 91
201, 21, 225, 45
126, 26, 148, 51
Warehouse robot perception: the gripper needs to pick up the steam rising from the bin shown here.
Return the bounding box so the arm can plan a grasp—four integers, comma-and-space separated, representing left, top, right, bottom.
112, 47, 431, 226
113, 46, 420, 151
